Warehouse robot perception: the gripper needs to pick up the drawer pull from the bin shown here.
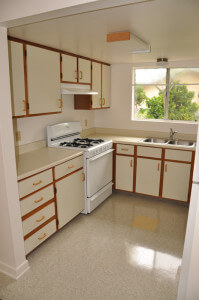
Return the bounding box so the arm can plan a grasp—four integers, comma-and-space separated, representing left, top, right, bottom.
165, 164, 167, 172
80, 71, 83, 79
130, 159, 133, 167
58, 99, 63, 109
34, 197, 44, 203
157, 163, 160, 171
36, 216, 45, 223
82, 172, 85, 182
22, 99, 26, 111
102, 98, 105, 105
68, 164, 75, 169
33, 180, 42, 186
121, 148, 129, 151
38, 233, 47, 240
74, 70, 78, 79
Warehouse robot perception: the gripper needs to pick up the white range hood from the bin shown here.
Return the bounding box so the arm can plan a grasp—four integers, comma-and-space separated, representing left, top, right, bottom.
61, 83, 98, 95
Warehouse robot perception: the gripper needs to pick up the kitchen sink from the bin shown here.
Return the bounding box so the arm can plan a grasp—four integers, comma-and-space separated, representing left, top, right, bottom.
141, 137, 195, 147
142, 138, 169, 144
168, 140, 195, 147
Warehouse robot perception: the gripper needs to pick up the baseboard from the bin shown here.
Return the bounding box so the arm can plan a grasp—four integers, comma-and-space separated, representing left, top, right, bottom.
0, 259, 30, 279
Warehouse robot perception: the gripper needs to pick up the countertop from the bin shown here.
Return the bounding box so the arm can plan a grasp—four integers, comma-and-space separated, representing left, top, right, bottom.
16, 147, 83, 181
86, 133, 196, 151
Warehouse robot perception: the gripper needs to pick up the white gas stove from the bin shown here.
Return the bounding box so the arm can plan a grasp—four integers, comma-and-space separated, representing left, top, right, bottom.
47, 122, 113, 213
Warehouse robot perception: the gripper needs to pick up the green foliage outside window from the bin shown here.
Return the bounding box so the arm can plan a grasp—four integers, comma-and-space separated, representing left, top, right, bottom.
135, 83, 199, 121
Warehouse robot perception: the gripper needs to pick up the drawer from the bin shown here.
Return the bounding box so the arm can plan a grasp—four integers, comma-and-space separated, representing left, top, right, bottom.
20, 184, 54, 217
23, 202, 55, 237
165, 149, 192, 162
54, 155, 83, 180
137, 146, 162, 158
116, 144, 134, 155
18, 169, 53, 198
24, 219, 56, 255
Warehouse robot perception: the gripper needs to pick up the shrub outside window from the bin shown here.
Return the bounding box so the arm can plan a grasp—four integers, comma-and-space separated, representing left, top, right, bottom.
133, 68, 199, 121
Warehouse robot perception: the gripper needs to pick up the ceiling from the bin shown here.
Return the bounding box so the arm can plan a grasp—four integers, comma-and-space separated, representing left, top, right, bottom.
8, 0, 199, 64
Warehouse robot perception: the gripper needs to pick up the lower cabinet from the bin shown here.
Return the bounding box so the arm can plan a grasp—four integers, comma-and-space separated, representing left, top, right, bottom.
162, 161, 191, 202
56, 169, 84, 229
114, 143, 194, 203
115, 155, 133, 191
18, 155, 85, 255
135, 158, 161, 196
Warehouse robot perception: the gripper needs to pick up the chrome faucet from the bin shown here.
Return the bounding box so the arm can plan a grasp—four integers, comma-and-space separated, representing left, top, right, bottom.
170, 128, 178, 140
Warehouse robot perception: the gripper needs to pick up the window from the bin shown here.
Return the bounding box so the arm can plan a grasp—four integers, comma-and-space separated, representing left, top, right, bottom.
133, 68, 199, 121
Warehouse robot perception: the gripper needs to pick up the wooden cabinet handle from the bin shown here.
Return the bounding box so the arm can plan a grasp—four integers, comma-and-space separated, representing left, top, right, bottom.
157, 163, 160, 171
121, 148, 128, 151
68, 164, 74, 169
74, 70, 78, 79
34, 197, 44, 203
165, 164, 167, 172
33, 180, 42, 186
38, 233, 47, 240
22, 100, 26, 111
80, 71, 83, 80
130, 159, 133, 167
36, 216, 45, 222
82, 172, 85, 181
103, 98, 105, 105
58, 99, 63, 109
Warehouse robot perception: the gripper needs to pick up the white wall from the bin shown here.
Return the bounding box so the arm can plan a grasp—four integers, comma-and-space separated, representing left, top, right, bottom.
15, 94, 95, 145
94, 64, 198, 136
0, 26, 29, 279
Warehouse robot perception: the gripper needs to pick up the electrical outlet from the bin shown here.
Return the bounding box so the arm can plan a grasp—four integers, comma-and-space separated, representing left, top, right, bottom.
16, 131, 21, 142
85, 120, 88, 127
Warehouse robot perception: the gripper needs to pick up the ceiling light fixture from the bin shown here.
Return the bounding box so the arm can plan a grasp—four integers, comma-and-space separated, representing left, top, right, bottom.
107, 31, 151, 54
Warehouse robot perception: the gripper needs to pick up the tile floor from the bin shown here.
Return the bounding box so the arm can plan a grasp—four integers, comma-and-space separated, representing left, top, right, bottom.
0, 191, 188, 300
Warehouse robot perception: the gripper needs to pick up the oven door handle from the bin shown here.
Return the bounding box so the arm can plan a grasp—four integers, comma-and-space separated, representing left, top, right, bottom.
88, 149, 114, 162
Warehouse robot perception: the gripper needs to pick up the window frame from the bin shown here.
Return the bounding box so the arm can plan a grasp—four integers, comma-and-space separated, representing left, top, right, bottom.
132, 67, 199, 122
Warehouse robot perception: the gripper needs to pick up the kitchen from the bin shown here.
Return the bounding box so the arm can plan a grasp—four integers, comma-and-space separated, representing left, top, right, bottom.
1, 0, 199, 299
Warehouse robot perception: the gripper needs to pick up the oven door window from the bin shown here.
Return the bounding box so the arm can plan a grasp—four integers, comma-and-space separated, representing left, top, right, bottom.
86, 149, 113, 197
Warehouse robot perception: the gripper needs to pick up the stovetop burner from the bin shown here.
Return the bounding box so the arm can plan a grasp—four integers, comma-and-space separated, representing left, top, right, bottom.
59, 138, 105, 149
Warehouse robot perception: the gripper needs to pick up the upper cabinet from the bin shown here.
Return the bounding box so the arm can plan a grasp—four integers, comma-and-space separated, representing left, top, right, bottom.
26, 45, 62, 115
8, 37, 110, 117
91, 62, 102, 109
102, 64, 110, 108
61, 54, 77, 83
9, 40, 62, 118
78, 58, 91, 84
61, 55, 91, 85
74, 62, 111, 110
8, 41, 26, 117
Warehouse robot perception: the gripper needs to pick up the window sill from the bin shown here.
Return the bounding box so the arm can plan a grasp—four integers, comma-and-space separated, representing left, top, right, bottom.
132, 118, 198, 125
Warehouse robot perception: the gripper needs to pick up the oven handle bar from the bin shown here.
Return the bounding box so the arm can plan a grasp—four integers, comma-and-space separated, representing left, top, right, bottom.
88, 149, 114, 162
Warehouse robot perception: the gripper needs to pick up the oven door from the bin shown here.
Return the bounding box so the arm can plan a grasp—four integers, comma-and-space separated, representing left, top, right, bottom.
86, 149, 113, 198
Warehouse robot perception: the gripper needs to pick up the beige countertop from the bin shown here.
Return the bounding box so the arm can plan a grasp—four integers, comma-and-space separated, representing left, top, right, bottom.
16, 147, 83, 181
86, 133, 196, 151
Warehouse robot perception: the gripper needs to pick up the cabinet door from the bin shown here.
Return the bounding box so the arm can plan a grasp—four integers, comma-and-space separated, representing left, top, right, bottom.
136, 158, 161, 196
92, 62, 102, 109
162, 162, 191, 202
27, 45, 61, 114
61, 54, 77, 83
115, 155, 133, 191
56, 169, 84, 229
102, 64, 110, 108
8, 41, 26, 117
78, 58, 91, 84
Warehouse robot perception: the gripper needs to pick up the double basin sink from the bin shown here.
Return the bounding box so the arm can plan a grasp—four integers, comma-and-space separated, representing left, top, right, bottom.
141, 138, 195, 147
